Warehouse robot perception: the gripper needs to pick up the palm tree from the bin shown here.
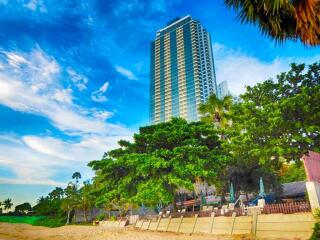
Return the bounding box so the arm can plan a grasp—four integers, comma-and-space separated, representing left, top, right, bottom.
198, 94, 232, 130
72, 172, 82, 186
224, 0, 320, 46
62, 183, 78, 224
3, 199, 13, 212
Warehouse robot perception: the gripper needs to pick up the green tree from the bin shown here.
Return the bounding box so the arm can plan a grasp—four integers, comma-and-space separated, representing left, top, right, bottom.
198, 94, 232, 130
15, 202, 32, 215
61, 183, 78, 224
72, 172, 82, 186
89, 118, 228, 212
221, 62, 320, 195
77, 180, 95, 222
3, 198, 13, 212
279, 162, 306, 184
33, 196, 52, 215
224, 0, 320, 46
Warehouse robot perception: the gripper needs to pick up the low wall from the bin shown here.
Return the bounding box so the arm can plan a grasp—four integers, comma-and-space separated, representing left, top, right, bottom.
100, 219, 128, 227
134, 212, 316, 240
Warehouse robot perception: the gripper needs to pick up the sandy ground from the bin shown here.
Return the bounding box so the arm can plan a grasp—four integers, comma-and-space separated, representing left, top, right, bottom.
0, 223, 253, 240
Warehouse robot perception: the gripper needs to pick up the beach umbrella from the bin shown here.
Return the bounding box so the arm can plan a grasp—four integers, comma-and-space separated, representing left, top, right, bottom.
229, 183, 235, 203
259, 177, 266, 198
156, 201, 163, 213
200, 191, 207, 205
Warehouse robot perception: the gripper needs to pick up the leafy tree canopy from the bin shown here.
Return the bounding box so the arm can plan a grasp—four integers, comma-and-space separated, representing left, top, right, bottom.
218, 62, 319, 194
89, 118, 228, 209
227, 62, 320, 167
15, 202, 32, 214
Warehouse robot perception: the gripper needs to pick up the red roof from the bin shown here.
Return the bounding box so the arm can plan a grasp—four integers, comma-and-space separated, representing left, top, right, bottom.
303, 151, 320, 182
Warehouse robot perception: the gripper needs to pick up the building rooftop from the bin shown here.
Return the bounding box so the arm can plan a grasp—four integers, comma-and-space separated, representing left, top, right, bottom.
156, 15, 192, 37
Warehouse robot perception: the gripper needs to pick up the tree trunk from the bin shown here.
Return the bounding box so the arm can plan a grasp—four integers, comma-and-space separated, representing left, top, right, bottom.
84, 208, 88, 222
172, 199, 177, 213
66, 209, 71, 225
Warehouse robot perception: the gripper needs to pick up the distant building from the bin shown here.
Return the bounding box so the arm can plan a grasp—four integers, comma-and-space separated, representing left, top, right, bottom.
217, 81, 231, 99
149, 15, 218, 124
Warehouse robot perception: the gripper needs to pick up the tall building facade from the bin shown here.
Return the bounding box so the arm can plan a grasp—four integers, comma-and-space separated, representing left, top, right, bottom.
149, 15, 218, 124
217, 81, 231, 99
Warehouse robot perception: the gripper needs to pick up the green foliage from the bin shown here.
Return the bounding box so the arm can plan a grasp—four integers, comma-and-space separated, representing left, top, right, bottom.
236, 62, 319, 164
313, 208, 320, 218
96, 213, 105, 221
198, 94, 232, 129
0, 216, 65, 228
310, 222, 320, 240
0, 216, 45, 224
76, 181, 95, 222
89, 118, 228, 210
279, 162, 306, 183
216, 62, 320, 194
32, 216, 65, 228
72, 172, 82, 185
3, 199, 13, 211
224, 0, 320, 46
14, 202, 32, 214
33, 187, 64, 216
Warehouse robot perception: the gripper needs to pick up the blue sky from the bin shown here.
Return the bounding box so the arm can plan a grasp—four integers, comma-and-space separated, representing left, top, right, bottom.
0, 0, 319, 208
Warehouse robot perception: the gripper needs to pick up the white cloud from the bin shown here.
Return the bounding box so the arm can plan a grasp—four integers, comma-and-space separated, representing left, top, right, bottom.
0, 48, 129, 135
115, 65, 138, 80
24, 0, 47, 12
92, 110, 113, 120
0, 47, 134, 187
99, 81, 109, 93
91, 81, 109, 102
66, 67, 88, 91
0, 133, 132, 186
213, 43, 320, 96
52, 88, 73, 104
4, 52, 28, 68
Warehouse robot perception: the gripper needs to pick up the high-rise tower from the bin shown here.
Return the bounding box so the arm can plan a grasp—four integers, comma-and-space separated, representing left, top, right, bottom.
150, 15, 217, 124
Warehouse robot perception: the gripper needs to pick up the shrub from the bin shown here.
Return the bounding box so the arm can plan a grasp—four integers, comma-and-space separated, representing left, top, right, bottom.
96, 213, 105, 221
33, 217, 65, 228
309, 222, 320, 240
313, 208, 320, 218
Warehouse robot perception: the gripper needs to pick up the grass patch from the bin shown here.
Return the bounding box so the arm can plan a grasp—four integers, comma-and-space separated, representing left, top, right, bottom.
0, 216, 65, 228
0, 216, 44, 224
32, 217, 65, 228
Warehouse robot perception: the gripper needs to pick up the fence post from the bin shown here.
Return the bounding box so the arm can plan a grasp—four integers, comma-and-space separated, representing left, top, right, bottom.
230, 212, 236, 235
140, 219, 145, 229
251, 209, 258, 237
191, 214, 198, 235
210, 212, 215, 234
177, 216, 183, 233
166, 216, 172, 232
147, 219, 152, 230
156, 216, 162, 231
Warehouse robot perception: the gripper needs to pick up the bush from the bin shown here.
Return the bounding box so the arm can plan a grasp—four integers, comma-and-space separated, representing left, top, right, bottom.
96, 213, 105, 221
309, 222, 320, 240
313, 208, 320, 218
110, 215, 117, 221
33, 217, 65, 228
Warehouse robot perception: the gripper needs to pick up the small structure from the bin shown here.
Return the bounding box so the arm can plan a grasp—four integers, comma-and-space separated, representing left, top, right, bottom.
303, 151, 320, 210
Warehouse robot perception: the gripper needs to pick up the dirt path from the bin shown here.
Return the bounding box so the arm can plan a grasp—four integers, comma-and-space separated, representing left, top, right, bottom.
0, 223, 253, 240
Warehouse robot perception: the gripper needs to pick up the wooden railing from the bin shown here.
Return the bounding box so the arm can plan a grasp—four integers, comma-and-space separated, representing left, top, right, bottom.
262, 202, 311, 214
